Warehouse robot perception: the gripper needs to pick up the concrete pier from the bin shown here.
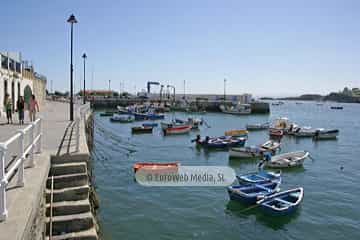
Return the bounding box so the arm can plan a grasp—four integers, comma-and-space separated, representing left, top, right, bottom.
0, 101, 98, 240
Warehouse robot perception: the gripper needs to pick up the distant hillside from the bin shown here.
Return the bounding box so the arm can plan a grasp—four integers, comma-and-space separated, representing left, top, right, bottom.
277, 94, 323, 101
323, 93, 360, 103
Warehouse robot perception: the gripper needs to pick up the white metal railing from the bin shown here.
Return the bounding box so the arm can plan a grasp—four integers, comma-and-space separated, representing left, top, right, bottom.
0, 118, 42, 221
75, 103, 91, 152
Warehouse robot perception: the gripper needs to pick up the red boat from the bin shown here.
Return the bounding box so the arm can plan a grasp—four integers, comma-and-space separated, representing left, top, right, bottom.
133, 162, 179, 173
163, 124, 191, 135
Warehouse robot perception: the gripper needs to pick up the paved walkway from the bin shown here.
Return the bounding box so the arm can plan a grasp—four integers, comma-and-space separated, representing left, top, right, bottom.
0, 101, 77, 239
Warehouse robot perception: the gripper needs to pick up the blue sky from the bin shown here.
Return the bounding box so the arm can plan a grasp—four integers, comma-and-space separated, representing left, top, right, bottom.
2, 0, 360, 97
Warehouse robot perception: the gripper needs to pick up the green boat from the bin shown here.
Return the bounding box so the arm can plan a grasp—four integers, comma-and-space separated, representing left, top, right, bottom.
100, 112, 114, 117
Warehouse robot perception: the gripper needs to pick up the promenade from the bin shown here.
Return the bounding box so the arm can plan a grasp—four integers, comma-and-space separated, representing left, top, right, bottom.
0, 101, 75, 239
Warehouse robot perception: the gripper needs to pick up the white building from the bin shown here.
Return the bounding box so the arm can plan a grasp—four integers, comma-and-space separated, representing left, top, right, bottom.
0, 52, 46, 115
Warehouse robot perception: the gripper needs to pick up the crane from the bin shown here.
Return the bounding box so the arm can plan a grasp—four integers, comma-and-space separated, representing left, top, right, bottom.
167, 85, 176, 102
159, 84, 164, 102
147, 81, 160, 94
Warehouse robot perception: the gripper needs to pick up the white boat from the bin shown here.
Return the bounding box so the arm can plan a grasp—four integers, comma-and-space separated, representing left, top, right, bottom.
260, 140, 281, 151
264, 151, 309, 168
246, 122, 270, 130
219, 104, 251, 115
294, 127, 323, 137
229, 146, 263, 158
313, 129, 339, 140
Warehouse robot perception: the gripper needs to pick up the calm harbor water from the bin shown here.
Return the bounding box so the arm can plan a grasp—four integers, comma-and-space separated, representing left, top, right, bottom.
92, 101, 360, 240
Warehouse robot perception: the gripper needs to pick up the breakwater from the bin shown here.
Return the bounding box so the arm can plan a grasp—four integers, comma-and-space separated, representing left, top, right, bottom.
90, 98, 270, 113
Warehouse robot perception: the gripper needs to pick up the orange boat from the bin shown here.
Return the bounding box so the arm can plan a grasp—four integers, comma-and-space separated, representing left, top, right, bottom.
133, 162, 179, 173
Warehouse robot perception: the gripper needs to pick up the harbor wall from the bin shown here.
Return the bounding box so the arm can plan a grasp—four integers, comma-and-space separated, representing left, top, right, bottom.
90, 98, 270, 113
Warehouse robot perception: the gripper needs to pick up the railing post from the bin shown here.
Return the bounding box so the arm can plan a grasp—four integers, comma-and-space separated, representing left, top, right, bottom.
36, 118, 42, 153
16, 130, 25, 187
0, 143, 8, 221
28, 123, 35, 168
76, 116, 80, 152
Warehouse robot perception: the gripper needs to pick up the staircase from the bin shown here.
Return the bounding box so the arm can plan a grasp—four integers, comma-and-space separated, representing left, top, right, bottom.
45, 157, 98, 240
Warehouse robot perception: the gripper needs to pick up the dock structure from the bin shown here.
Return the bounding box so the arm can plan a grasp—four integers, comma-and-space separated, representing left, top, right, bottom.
90, 95, 270, 113
0, 101, 98, 240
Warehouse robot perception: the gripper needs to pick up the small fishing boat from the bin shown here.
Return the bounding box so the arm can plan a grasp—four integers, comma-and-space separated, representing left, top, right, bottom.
330, 106, 343, 110
227, 181, 281, 204
219, 104, 252, 115
142, 122, 158, 127
263, 151, 309, 168
133, 162, 179, 173
110, 115, 135, 123
134, 112, 165, 120
117, 106, 132, 114
313, 129, 339, 140
257, 187, 304, 216
163, 124, 192, 135
269, 128, 284, 137
246, 122, 270, 131
225, 129, 248, 138
237, 170, 281, 184
294, 127, 322, 137
131, 126, 153, 134
100, 112, 114, 117
260, 140, 281, 151
229, 146, 263, 158
194, 135, 246, 149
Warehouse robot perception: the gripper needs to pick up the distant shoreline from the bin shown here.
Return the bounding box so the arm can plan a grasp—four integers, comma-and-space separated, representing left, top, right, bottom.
260, 93, 360, 104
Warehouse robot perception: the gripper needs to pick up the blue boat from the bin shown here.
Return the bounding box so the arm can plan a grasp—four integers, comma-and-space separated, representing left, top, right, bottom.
227, 181, 281, 204
257, 187, 304, 216
195, 135, 246, 149
237, 170, 281, 184
134, 112, 165, 120
142, 122, 158, 127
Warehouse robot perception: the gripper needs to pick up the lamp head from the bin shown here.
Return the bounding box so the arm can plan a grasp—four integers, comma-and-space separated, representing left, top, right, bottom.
67, 14, 78, 24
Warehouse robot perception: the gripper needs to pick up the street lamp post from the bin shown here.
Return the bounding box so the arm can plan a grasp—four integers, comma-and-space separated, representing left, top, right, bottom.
108, 80, 111, 97
67, 14, 77, 121
223, 78, 226, 102
82, 53, 87, 104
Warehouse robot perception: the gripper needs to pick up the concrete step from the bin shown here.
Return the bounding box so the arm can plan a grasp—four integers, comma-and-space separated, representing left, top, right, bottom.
50, 162, 88, 176
46, 228, 98, 240
47, 173, 88, 189
46, 199, 91, 216
46, 212, 94, 236
51, 154, 90, 165
46, 185, 89, 202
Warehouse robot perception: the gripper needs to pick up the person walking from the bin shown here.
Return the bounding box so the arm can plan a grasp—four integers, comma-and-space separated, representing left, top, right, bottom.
4, 93, 13, 124
17, 96, 25, 125
29, 94, 39, 122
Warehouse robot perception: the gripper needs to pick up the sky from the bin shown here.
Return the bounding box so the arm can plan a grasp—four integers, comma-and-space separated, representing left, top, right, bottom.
1, 0, 360, 97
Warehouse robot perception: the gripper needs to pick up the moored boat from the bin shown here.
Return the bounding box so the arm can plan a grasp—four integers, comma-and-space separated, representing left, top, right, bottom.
269, 128, 284, 137
163, 124, 192, 135
260, 140, 281, 151
110, 115, 135, 123
134, 112, 165, 120
225, 129, 248, 138
100, 112, 114, 117
257, 187, 304, 216
229, 146, 263, 158
330, 106, 343, 110
194, 135, 246, 149
219, 104, 252, 115
131, 126, 153, 134
227, 181, 281, 204
294, 127, 323, 137
246, 122, 270, 131
237, 170, 281, 184
313, 129, 339, 140
142, 122, 158, 127
263, 151, 309, 168
133, 162, 179, 173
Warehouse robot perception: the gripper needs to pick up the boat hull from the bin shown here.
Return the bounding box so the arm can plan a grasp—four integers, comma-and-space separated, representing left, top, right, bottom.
163, 125, 191, 135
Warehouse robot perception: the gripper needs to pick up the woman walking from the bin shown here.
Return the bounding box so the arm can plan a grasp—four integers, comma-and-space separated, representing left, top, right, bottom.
4, 94, 13, 124
29, 94, 39, 122
17, 96, 25, 125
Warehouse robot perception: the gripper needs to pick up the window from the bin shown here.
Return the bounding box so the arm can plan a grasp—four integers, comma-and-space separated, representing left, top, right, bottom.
1, 55, 8, 69
9, 59, 15, 71
16, 62, 21, 73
